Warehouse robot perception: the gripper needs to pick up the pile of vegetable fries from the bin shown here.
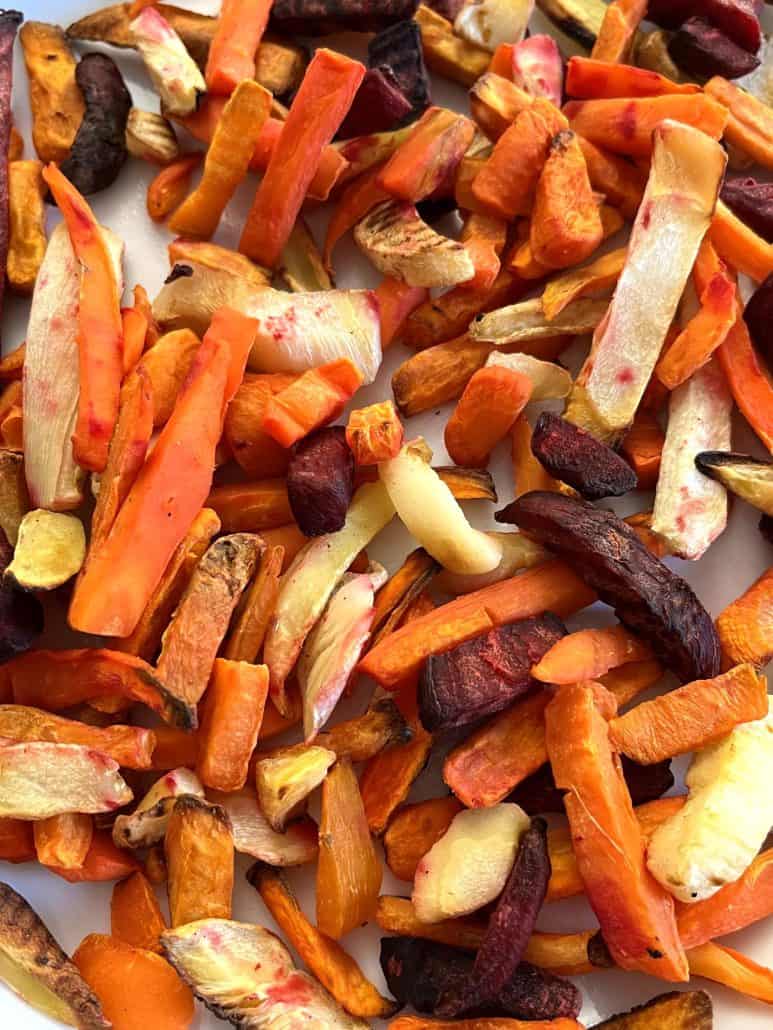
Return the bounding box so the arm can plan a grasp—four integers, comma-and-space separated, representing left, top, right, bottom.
0, 0, 769, 1026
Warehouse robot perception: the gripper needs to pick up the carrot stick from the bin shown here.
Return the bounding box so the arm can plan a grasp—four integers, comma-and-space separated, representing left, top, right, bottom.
375, 277, 428, 349
240, 49, 365, 266
178, 102, 347, 202
205, 0, 272, 96
531, 129, 603, 270
69, 309, 255, 638
224, 372, 296, 479
0, 818, 34, 862
710, 199, 773, 282
510, 415, 561, 497
566, 57, 699, 100
655, 271, 737, 390
137, 329, 200, 429
678, 848, 773, 950
460, 211, 507, 292
565, 95, 728, 157
360, 559, 596, 689
111, 871, 167, 954
705, 75, 773, 171
197, 659, 268, 791
74, 933, 194, 1028
169, 79, 271, 238
590, 0, 648, 63
42, 164, 123, 474
445, 365, 533, 468
472, 99, 568, 219
51, 831, 140, 883
687, 942, 773, 1004
121, 305, 148, 376
545, 683, 688, 982
610, 662, 768, 764
620, 411, 663, 490
34, 813, 93, 870
377, 106, 475, 203
577, 136, 645, 220
207, 481, 292, 533
488, 43, 516, 79
146, 153, 202, 222
132, 283, 159, 347
90, 366, 153, 553
716, 308, 773, 452
224, 544, 285, 662
532, 625, 652, 685
716, 567, 773, 669
262, 359, 363, 448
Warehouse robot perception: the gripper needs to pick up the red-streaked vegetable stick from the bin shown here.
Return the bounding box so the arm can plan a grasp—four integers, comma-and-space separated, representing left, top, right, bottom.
705, 75, 773, 172
678, 848, 773, 949
533, 625, 652, 684
262, 359, 363, 448
69, 309, 256, 638
566, 57, 700, 99
590, 0, 647, 63
42, 164, 123, 473
710, 200, 773, 283
376, 278, 428, 349
240, 49, 365, 267
205, 0, 272, 96
377, 106, 475, 203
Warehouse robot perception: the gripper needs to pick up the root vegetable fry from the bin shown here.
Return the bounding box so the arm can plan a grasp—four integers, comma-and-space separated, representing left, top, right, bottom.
533, 625, 652, 685
323, 164, 390, 273
131, 6, 205, 117
169, 80, 271, 239
392, 334, 492, 417
375, 278, 429, 350
150, 727, 199, 770
461, 212, 507, 292
240, 49, 365, 266
247, 863, 397, 1018
111, 872, 167, 954
472, 100, 568, 220
262, 359, 363, 448
384, 796, 463, 881
706, 74, 773, 172
620, 412, 664, 491
205, 0, 271, 95
656, 274, 737, 390
34, 813, 93, 870
69, 309, 255, 639
207, 481, 291, 533
530, 131, 603, 270
255, 745, 335, 831
74, 933, 194, 1030
566, 56, 699, 100
19, 22, 84, 164
469, 72, 533, 140
197, 660, 268, 791
390, 1020, 582, 1030
445, 366, 532, 469
717, 567, 773, 668
577, 136, 645, 220
125, 108, 180, 165
146, 154, 201, 223
378, 106, 475, 203
717, 309, 773, 452
165, 796, 234, 925
347, 401, 404, 466
137, 329, 200, 428
687, 941, 773, 1005
337, 68, 413, 139
121, 305, 148, 375
711, 199, 773, 282
415, 4, 490, 87
590, 0, 647, 62
545, 683, 688, 982
224, 373, 295, 479
224, 544, 285, 662
541, 247, 626, 322
49, 830, 140, 883
317, 757, 381, 939
7, 160, 46, 295
43, 165, 123, 475
565, 95, 728, 158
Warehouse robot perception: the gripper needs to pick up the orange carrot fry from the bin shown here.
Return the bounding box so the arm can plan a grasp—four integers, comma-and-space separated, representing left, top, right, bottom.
620, 411, 664, 490
262, 359, 363, 448
169, 79, 271, 239
224, 372, 296, 479
706, 75, 773, 171
205, 0, 272, 96
111, 871, 167, 954
687, 942, 773, 1005
472, 99, 568, 219
678, 848, 773, 950
51, 831, 140, 883
346, 400, 405, 466
375, 277, 428, 350
132, 283, 159, 347
207, 481, 292, 533
716, 307, 773, 452
197, 659, 268, 792
710, 199, 773, 282
146, 154, 202, 223
42, 164, 124, 474
90, 367, 154, 553
444, 365, 533, 468
150, 726, 200, 770
460, 211, 507, 292
74, 933, 194, 1030
590, 0, 648, 63
383, 796, 463, 882
510, 415, 562, 497
121, 305, 148, 376
240, 49, 365, 267
532, 625, 653, 685
69, 309, 255, 639
717, 567, 773, 668
377, 106, 475, 203
610, 662, 768, 764
488, 43, 516, 79
545, 683, 688, 982
656, 273, 736, 390
541, 245, 626, 322
224, 544, 285, 662
577, 136, 646, 220
566, 95, 728, 158
566, 57, 699, 100
137, 329, 200, 429
34, 813, 93, 870
323, 163, 389, 273
0, 818, 34, 863
530, 129, 604, 270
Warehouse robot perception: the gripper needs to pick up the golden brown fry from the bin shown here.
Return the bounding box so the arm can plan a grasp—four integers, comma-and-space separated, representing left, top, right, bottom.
137, 329, 200, 428
414, 4, 490, 88
436, 466, 498, 501
33, 813, 93, 870
255, 35, 308, 97
8, 126, 22, 161
223, 544, 285, 663
248, 864, 397, 1019
19, 22, 84, 164
369, 548, 439, 645
255, 745, 335, 832
7, 160, 46, 295
542, 247, 626, 322
315, 698, 411, 762
164, 796, 234, 927
592, 990, 712, 1028
0, 450, 29, 546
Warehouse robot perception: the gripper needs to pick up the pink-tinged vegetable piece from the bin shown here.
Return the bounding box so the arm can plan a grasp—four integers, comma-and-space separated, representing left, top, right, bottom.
531, 412, 637, 500
210, 791, 319, 866
130, 6, 205, 117
511, 35, 563, 107
287, 427, 356, 537
566, 120, 726, 442
368, 19, 431, 122
669, 18, 760, 81
0, 11, 21, 334
652, 357, 732, 560
337, 66, 412, 138
418, 614, 565, 734
0, 741, 132, 820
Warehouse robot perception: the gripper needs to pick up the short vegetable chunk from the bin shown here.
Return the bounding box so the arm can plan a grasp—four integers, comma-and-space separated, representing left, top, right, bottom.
445, 366, 532, 468
111, 872, 167, 954
716, 567, 773, 668
165, 796, 234, 926
287, 427, 355, 536
530, 413, 637, 500
197, 660, 269, 792
7, 160, 47, 294
262, 360, 363, 449
19, 22, 84, 164
33, 812, 93, 871
7, 510, 85, 590
347, 401, 404, 465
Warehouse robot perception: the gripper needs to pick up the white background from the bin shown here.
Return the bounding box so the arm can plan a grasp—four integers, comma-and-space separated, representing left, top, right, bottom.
2, 1, 772, 1026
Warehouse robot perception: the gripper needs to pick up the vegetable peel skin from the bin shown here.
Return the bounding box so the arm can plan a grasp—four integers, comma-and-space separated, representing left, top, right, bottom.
567, 120, 727, 441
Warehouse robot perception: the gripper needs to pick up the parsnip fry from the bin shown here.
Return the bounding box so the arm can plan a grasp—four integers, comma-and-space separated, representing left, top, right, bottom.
472, 297, 608, 346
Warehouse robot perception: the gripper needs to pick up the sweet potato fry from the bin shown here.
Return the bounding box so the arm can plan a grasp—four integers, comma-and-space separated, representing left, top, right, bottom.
716, 567, 773, 668
687, 942, 773, 1005
610, 662, 768, 765
146, 154, 202, 223
169, 80, 271, 239
7, 160, 46, 295
223, 545, 284, 663
207, 482, 292, 533
224, 373, 295, 480
510, 417, 560, 498
248, 864, 397, 1018
34, 813, 93, 871
577, 136, 645, 221
197, 660, 268, 792
711, 200, 773, 283
469, 72, 533, 140
383, 795, 462, 881
19, 22, 84, 164
545, 683, 688, 982
566, 56, 699, 100
445, 366, 533, 469
111, 871, 167, 954
205, 0, 271, 96
378, 106, 475, 203
165, 796, 233, 926
121, 305, 148, 376
590, 0, 647, 62
532, 625, 652, 685
415, 4, 490, 87
50, 830, 140, 883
